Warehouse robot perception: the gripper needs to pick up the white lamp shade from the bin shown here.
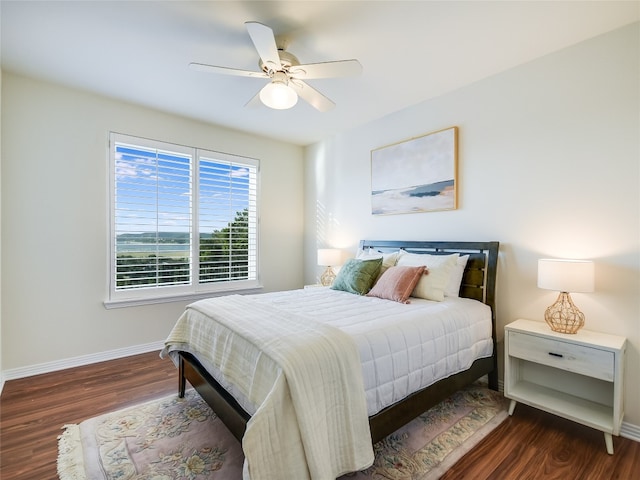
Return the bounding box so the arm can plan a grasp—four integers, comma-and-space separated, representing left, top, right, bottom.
317, 248, 341, 266
259, 81, 298, 110
537, 259, 594, 293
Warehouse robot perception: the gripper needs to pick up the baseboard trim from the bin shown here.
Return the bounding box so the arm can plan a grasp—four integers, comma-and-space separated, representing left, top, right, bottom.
1, 341, 165, 383
621, 421, 640, 443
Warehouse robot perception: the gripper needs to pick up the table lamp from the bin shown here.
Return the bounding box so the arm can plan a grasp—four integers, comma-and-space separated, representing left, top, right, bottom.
537, 258, 594, 334
317, 249, 341, 286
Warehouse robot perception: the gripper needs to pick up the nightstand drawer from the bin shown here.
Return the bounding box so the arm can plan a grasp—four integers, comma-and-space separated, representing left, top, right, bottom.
508, 331, 614, 381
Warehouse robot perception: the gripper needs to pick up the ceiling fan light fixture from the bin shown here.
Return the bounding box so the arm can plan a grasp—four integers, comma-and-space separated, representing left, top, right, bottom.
259, 72, 298, 110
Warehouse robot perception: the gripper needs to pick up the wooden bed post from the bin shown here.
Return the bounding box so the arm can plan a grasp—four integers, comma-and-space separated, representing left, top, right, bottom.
485, 242, 500, 392
178, 354, 186, 398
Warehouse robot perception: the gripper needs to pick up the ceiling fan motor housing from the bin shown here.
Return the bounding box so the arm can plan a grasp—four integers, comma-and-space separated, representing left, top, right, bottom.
259, 50, 300, 75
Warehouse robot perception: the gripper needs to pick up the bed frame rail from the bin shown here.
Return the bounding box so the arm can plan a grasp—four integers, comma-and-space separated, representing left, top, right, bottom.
179, 352, 249, 442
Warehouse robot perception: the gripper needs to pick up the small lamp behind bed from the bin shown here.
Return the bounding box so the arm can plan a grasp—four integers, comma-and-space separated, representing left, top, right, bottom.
318, 248, 342, 286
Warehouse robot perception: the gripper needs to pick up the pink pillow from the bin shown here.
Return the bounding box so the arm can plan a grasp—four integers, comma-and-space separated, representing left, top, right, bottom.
366, 265, 427, 303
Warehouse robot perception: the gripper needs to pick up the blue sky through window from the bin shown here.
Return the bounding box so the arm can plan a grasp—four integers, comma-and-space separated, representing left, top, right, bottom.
115, 144, 252, 238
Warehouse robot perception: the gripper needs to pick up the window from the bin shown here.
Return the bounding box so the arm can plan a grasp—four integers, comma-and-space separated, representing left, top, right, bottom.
107, 133, 259, 306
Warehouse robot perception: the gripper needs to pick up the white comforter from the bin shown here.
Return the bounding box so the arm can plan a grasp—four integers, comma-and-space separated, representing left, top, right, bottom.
243, 288, 494, 414
163, 294, 374, 480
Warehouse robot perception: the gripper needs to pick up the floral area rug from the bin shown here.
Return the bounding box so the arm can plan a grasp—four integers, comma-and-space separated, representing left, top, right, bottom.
58, 383, 508, 479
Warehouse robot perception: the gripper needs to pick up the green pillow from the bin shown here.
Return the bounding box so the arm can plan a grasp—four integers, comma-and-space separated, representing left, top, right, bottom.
331, 257, 383, 295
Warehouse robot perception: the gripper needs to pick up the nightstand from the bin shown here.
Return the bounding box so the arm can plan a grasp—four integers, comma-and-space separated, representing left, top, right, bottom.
504, 319, 626, 454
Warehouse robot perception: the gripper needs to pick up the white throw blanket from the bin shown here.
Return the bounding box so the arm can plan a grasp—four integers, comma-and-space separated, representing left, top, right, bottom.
163, 295, 374, 479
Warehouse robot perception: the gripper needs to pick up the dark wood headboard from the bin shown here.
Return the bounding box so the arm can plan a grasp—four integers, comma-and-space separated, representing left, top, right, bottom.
358, 240, 500, 441
358, 239, 500, 322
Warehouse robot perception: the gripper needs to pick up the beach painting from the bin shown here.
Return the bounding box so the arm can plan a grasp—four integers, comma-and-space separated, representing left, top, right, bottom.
371, 126, 458, 215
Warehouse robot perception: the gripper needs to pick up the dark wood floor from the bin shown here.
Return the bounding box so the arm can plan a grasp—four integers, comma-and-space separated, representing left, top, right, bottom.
1, 351, 638, 480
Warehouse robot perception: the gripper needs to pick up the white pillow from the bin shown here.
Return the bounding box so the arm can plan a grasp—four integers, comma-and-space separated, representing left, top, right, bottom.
396, 251, 459, 301
444, 255, 470, 297
356, 249, 399, 277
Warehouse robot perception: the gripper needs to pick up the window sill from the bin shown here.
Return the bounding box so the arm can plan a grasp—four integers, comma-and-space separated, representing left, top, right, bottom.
103, 285, 264, 309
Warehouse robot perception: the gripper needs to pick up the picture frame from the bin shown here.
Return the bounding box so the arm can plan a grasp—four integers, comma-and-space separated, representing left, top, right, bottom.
371, 126, 458, 215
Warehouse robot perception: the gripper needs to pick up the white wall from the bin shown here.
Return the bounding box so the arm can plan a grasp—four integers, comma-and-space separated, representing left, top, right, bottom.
1, 73, 305, 371
0, 66, 3, 389
304, 24, 640, 427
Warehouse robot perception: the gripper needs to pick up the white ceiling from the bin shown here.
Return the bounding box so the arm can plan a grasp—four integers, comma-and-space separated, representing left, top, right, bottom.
2, 1, 638, 146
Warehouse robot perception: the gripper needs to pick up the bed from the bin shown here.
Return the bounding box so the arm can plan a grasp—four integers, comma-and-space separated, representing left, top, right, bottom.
162, 240, 499, 478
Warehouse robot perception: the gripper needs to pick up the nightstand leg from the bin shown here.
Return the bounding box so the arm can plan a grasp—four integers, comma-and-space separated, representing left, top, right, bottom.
508, 399, 517, 416
604, 433, 614, 455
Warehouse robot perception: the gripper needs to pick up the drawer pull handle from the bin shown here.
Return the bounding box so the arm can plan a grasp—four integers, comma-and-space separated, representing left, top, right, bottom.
548, 352, 564, 358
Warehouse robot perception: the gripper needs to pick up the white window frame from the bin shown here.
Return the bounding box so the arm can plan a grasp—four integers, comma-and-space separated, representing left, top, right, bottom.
105, 132, 261, 308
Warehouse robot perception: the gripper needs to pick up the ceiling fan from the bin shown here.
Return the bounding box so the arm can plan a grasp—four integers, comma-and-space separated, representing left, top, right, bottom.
190, 21, 362, 111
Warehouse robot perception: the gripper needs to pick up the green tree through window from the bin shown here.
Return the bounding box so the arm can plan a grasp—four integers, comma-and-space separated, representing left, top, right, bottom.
200, 208, 250, 282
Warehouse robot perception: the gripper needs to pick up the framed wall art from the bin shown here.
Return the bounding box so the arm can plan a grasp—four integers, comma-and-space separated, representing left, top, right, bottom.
371, 126, 458, 215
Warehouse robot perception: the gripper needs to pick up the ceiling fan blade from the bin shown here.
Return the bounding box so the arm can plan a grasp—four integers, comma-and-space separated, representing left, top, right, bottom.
289, 80, 335, 112
289, 59, 362, 79
189, 62, 268, 78
245, 21, 282, 71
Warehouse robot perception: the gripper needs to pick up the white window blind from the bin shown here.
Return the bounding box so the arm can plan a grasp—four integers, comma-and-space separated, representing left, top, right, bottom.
108, 133, 259, 305
198, 154, 258, 285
